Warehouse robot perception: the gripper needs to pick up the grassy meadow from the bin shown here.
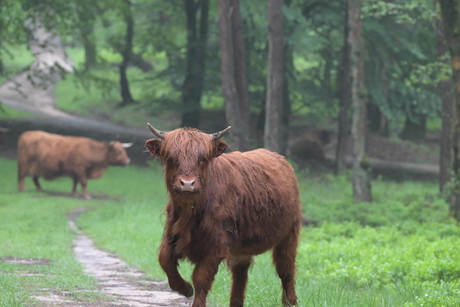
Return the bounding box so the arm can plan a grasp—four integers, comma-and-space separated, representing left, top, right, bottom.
1, 154, 460, 306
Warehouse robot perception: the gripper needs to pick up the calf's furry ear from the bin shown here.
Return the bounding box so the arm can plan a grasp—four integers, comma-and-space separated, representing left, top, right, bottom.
213, 140, 228, 157
145, 139, 162, 156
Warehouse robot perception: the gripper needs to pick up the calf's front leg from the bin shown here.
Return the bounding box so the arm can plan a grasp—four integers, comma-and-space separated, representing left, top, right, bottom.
158, 239, 194, 297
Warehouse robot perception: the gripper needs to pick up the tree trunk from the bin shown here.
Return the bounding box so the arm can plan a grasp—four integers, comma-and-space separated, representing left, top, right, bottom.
231, 0, 250, 138
348, 0, 372, 202
281, 44, 293, 156
440, 0, 460, 219
181, 0, 209, 128
335, 4, 352, 175
119, 0, 135, 107
77, 2, 97, 69
218, 0, 250, 151
83, 33, 97, 69
265, 0, 285, 155
435, 2, 453, 193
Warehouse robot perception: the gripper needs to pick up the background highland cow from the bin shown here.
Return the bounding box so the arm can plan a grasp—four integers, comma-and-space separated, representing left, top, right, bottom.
17, 130, 132, 199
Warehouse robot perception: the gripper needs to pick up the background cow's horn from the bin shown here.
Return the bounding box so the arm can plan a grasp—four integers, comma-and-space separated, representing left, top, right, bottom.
147, 123, 166, 139
212, 126, 231, 140
121, 142, 133, 148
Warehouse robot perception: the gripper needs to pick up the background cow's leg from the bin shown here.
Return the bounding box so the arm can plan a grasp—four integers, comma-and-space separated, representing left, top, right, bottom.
191, 256, 223, 307
18, 170, 27, 192
77, 174, 91, 199
17, 161, 29, 192
158, 239, 193, 298
228, 256, 252, 307
273, 227, 300, 306
32, 176, 43, 191
71, 177, 79, 197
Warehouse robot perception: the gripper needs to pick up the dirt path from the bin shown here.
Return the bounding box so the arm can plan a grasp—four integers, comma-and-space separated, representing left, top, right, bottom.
32, 208, 191, 307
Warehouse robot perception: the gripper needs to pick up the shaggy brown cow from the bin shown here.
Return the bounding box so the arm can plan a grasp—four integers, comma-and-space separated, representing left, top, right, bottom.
18, 130, 132, 199
145, 125, 302, 307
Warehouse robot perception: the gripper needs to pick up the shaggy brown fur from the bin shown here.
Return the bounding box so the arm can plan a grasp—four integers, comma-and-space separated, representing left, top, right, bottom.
17, 130, 131, 199
146, 127, 302, 307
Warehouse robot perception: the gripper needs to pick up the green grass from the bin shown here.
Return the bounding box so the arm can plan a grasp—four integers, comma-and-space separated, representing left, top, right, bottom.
0, 104, 34, 119
0, 158, 113, 305
1, 150, 460, 306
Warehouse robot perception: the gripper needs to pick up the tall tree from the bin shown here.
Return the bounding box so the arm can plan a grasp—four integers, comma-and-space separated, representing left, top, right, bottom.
349, 0, 372, 202
181, 0, 209, 128
218, 0, 250, 151
335, 4, 352, 175
265, 0, 285, 154
435, 0, 453, 193
439, 0, 460, 219
118, 0, 135, 107
76, 0, 98, 69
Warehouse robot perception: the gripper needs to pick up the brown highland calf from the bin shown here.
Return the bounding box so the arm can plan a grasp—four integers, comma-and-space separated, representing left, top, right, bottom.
18, 130, 132, 199
145, 124, 302, 307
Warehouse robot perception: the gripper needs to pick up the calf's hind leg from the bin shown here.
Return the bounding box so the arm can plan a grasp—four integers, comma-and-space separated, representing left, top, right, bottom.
273, 228, 300, 306
228, 256, 252, 307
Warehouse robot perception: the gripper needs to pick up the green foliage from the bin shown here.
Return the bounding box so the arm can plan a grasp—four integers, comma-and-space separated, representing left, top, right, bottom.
363, 0, 437, 23
300, 223, 460, 286
363, 0, 442, 126
0, 105, 33, 119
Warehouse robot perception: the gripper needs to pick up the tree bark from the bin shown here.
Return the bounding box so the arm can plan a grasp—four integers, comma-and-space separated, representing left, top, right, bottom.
265, 0, 285, 155
335, 4, 352, 175
231, 0, 250, 137
435, 2, 453, 193
440, 0, 460, 219
348, 0, 372, 202
118, 0, 135, 107
181, 0, 209, 128
76, 1, 98, 69
218, 0, 250, 151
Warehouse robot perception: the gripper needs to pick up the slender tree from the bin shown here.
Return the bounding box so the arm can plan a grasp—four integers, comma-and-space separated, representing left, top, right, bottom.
76, 0, 98, 69
218, 0, 250, 151
439, 0, 460, 219
265, 0, 285, 154
118, 0, 135, 107
335, 4, 352, 175
435, 0, 453, 193
181, 0, 209, 128
348, 0, 371, 202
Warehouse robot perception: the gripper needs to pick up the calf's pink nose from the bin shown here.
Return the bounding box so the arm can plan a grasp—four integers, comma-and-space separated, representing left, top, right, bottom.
180, 179, 195, 192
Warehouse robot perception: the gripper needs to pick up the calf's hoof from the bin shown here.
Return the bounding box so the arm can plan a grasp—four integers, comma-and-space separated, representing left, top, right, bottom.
181, 282, 194, 298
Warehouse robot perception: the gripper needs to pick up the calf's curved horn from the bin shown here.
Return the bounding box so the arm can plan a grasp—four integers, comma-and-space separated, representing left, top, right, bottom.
121, 142, 133, 148
147, 123, 166, 140
212, 126, 231, 140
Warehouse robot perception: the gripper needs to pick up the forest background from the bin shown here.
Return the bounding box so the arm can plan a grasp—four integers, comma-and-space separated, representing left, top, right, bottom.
2, 0, 457, 205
